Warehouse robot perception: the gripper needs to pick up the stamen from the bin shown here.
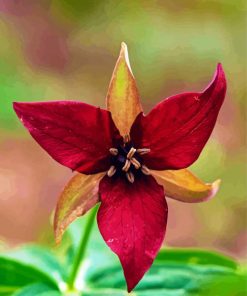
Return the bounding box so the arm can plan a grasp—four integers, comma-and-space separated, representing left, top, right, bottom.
108, 143, 151, 181
137, 148, 151, 155
107, 165, 116, 177
127, 147, 136, 159
124, 134, 131, 144
141, 165, 150, 175
122, 159, 131, 172
109, 148, 118, 156
126, 171, 135, 183
130, 157, 141, 169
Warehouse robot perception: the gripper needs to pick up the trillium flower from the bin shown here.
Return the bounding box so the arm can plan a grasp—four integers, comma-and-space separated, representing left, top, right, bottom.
13, 43, 226, 292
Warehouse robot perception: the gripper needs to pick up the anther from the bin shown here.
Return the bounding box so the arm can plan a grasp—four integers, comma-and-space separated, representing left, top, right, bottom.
137, 148, 151, 155
141, 165, 150, 175
126, 171, 135, 183
127, 147, 136, 159
124, 134, 131, 144
122, 159, 131, 172
109, 148, 118, 156
107, 165, 116, 177
130, 157, 141, 169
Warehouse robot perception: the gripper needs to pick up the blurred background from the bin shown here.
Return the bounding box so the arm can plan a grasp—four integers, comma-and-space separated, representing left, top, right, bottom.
0, 0, 246, 260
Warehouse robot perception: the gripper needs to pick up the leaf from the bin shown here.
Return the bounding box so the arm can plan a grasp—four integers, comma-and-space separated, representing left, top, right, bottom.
85, 248, 247, 296
106, 42, 142, 136
54, 172, 104, 244
193, 273, 247, 296
151, 169, 221, 203
5, 245, 67, 284
83, 290, 125, 296
12, 283, 61, 296
0, 256, 57, 295
155, 248, 238, 269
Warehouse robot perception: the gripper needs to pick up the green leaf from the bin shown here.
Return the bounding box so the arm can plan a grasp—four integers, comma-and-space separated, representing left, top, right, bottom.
193, 272, 247, 296
155, 248, 238, 269
0, 244, 66, 295
85, 248, 247, 296
12, 283, 61, 296
4, 245, 67, 284
0, 256, 57, 295
55, 218, 247, 295
83, 290, 125, 296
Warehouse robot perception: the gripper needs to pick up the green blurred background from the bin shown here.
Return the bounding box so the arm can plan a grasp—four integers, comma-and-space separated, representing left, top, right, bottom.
0, 0, 246, 260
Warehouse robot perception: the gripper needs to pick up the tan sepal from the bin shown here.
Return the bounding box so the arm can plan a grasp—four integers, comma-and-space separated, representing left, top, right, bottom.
151, 169, 221, 203
54, 172, 104, 244
106, 42, 142, 136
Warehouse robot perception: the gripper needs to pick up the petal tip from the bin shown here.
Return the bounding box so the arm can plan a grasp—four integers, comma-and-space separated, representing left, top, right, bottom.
13, 102, 24, 119
216, 63, 225, 76
13, 101, 28, 116
215, 63, 226, 85
119, 41, 133, 75
121, 41, 127, 50
125, 272, 142, 292
200, 178, 221, 202
13, 101, 20, 111
204, 178, 221, 202
126, 275, 141, 292
210, 178, 221, 198
201, 62, 226, 100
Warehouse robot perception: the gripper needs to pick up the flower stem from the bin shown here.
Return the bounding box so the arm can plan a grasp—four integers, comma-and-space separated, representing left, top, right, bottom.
67, 206, 98, 290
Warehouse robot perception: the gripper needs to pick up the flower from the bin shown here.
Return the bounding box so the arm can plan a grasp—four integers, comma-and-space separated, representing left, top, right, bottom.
13, 43, 226, 292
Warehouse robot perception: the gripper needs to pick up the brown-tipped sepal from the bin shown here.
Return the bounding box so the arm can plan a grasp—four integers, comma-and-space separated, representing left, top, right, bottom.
106, 42, 142, 136
54, 172, 104, 244
152, 169, 221, 203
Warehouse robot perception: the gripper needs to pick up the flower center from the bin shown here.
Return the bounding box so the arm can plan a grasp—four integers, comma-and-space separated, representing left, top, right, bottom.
107, 135, 150, 183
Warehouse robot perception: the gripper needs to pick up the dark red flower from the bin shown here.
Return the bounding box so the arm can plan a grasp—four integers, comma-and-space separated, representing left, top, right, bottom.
13, 43, 226, 292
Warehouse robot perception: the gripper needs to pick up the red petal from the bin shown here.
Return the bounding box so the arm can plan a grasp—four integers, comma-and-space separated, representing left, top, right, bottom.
130, 64, 226, 170
97, 175, 168, 292
13, 101, 122, 174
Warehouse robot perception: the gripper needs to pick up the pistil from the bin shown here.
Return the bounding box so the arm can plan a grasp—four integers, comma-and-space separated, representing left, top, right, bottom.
107, 137, 151, 182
